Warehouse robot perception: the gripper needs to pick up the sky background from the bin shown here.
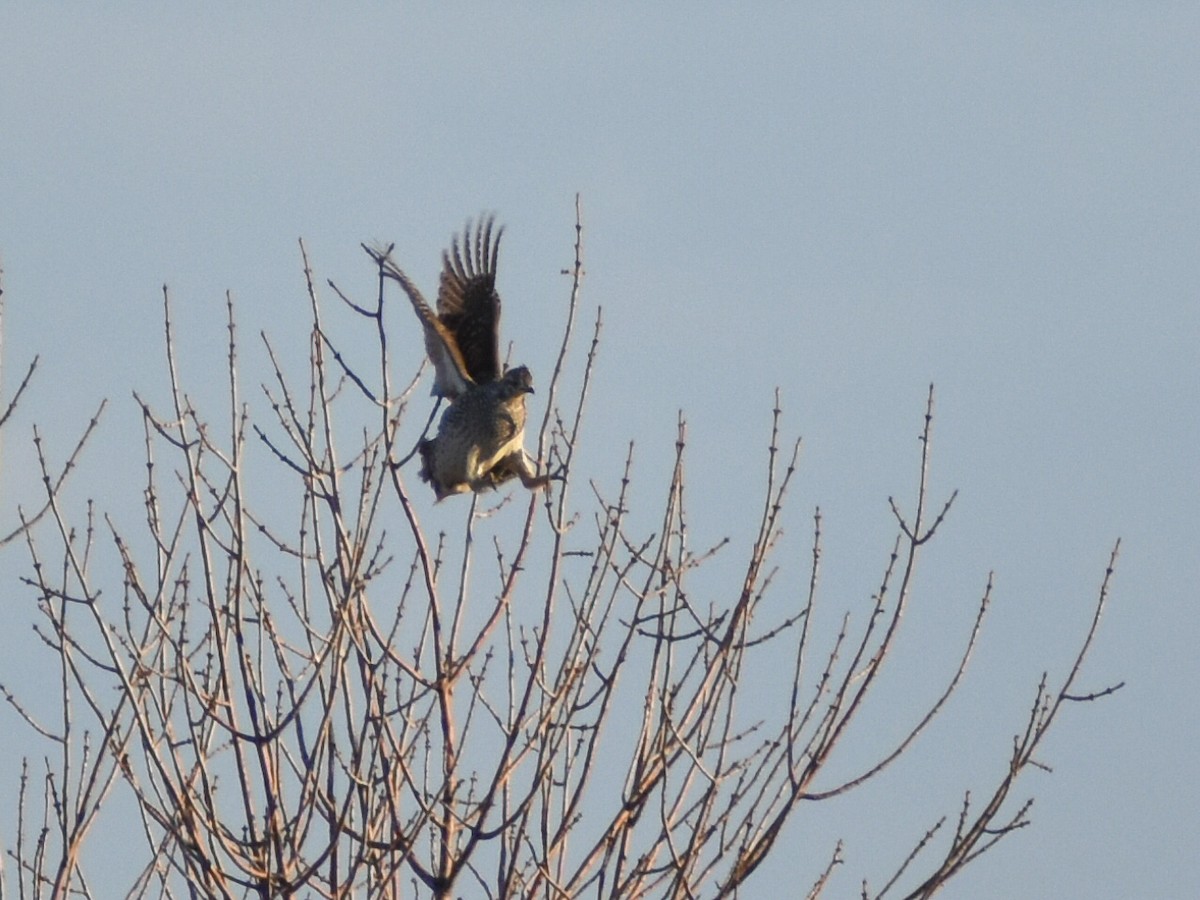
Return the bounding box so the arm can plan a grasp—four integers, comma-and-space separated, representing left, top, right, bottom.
1, 6, 1197, 898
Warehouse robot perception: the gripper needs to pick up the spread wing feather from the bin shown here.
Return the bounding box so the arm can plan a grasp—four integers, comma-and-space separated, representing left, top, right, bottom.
438, 217, 503, 385
372, 252, 474, 399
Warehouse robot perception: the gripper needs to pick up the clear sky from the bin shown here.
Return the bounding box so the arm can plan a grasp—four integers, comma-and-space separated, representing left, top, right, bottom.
1, 6, 1197, 898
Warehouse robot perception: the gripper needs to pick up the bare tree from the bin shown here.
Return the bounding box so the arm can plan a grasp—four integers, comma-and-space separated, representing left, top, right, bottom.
0, 260, 104, 550
1, 203, 1121, 898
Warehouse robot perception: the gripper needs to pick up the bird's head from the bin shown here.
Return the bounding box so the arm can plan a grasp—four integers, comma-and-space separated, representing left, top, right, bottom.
501, 365, 535, 396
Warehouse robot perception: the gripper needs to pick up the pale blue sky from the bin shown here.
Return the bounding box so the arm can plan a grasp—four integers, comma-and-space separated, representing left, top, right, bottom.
2, 6, 1197, 898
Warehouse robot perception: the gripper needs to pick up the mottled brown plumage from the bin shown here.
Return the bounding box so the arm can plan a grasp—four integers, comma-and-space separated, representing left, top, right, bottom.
366, 218, 551, 500
417, 366, 549, 500
370, 218, 504, 400
437, 218, 503, 387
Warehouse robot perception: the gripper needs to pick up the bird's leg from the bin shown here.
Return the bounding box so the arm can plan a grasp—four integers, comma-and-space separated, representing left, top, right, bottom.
512, 451, 553, 491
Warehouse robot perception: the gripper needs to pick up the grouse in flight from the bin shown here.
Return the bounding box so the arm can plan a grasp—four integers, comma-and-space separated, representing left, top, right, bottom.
368, 217, 551, 500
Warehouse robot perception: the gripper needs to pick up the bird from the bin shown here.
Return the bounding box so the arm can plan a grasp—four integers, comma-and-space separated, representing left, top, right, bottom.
417, 364, 548, 500
366, 217, 552, 499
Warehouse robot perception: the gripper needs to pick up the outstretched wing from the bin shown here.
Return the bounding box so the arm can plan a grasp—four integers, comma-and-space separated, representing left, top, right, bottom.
437, 217, 503, 385
368, 247, 474, 399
